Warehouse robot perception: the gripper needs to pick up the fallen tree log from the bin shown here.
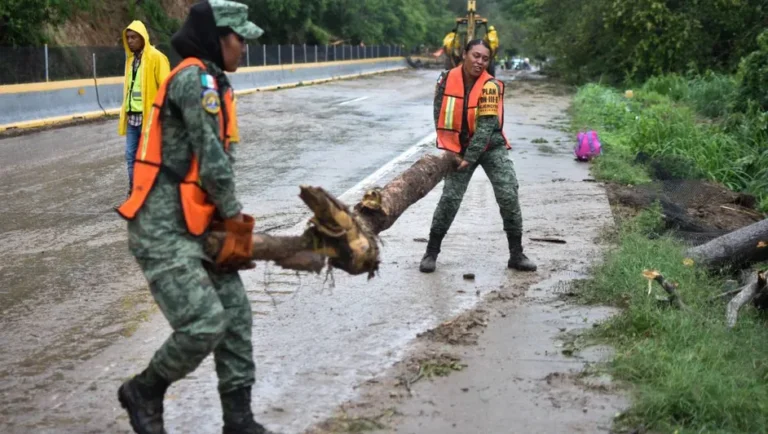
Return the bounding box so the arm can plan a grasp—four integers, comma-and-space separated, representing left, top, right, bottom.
685, 219, 768, 269
204, 152, 459, 277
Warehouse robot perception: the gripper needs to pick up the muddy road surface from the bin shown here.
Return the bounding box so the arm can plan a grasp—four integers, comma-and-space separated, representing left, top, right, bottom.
0, 70, 624, 433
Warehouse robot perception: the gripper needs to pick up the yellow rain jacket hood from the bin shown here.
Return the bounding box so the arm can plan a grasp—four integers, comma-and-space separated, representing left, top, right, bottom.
119, 21, 171, 136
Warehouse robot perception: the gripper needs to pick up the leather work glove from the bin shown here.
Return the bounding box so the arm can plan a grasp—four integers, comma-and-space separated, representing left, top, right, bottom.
214, 213, 256, 271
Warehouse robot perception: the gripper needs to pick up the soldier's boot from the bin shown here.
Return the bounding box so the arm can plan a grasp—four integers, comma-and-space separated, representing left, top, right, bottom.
118, 366, 169, 434
506, 232, 537, 272
419, 232, 445, 273
221, 387, 271, 434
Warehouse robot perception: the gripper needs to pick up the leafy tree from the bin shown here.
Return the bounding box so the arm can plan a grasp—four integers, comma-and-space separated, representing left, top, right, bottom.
0, 0, 90, 46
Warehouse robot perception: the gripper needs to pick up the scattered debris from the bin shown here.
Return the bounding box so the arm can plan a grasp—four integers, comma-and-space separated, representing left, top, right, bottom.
315, 408, 398, 433
417, 309, 489, 345
396, 353, 467, 394
413, 237, 428, 243
642, 270, 688, 311
530, 237, 567, 244
463, 273, 476, 280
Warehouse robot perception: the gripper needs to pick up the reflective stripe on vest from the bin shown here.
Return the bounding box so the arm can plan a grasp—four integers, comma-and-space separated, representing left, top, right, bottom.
116, 57, 239, 236
128, 60, 143, 113
436, 66, 510, 153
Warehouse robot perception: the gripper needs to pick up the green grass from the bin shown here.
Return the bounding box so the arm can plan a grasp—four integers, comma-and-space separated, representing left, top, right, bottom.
572, 79, 768, 212
578, 210, 768, 433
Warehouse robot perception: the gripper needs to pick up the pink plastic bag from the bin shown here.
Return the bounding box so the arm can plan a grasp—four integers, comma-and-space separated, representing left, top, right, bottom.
575, 130, 602, 161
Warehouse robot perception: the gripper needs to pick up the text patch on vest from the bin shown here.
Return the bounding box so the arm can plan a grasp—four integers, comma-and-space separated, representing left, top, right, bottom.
478, 82, 500, 117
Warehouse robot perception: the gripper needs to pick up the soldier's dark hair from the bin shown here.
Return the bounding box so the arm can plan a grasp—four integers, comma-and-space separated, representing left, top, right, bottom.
465, 39, 491, 53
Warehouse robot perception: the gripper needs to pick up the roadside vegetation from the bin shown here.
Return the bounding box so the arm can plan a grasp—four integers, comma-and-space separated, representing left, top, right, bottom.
574, 208, 768, 433
567, 20, 768, 434
571, 32, 768, 213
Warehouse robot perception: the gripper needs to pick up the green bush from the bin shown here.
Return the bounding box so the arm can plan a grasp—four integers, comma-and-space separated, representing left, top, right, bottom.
572, 82, 768, 212
687, 73, 737, 118
735, 30, 768, 113
642, 74, 689, 101
526, 0, 766, 84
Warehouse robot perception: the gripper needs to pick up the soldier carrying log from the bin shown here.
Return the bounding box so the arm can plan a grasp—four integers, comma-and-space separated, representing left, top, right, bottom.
420, 39, 537, 273
115, 1, 271, 433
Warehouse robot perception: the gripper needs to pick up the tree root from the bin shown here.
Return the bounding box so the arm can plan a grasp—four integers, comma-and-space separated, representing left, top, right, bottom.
726, 270, 767, 329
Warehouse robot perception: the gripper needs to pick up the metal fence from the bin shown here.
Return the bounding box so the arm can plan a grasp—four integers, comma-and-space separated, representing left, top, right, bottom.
0, 44, 404, 85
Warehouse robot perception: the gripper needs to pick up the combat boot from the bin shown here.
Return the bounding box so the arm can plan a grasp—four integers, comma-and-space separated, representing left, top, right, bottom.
419, 232, 445, 273
221, 387, 271, 434
118, 367, 169, 434
506, 232, 537, 272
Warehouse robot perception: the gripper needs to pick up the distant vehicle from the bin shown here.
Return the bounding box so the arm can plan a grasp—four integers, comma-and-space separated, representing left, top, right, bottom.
441, 1, 499, 75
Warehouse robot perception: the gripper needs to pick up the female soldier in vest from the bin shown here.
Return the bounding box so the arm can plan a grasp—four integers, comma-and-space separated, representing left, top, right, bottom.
420, 40, 537, 274
116, 1, 271, 433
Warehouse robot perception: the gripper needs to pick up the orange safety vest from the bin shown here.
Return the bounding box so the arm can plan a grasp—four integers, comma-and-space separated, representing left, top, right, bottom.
116, 57, 239, 236
436, 66, 510, 153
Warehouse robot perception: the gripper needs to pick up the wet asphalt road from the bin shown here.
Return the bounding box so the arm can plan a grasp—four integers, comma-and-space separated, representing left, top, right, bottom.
0, 70, 614, 433
0, 69, 438, 432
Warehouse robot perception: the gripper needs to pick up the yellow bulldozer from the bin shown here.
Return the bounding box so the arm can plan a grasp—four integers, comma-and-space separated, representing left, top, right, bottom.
442, 0, 499, 75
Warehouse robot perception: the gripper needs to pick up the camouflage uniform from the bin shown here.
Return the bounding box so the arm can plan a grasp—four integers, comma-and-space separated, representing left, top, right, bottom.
429, 71, 523, 237
118, 2, 269, 433
421, 70, 536, 273
128, 59, 254, 395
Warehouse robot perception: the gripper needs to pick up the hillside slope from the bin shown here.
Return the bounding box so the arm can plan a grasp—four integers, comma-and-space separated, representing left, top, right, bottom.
48, 0, 194, 47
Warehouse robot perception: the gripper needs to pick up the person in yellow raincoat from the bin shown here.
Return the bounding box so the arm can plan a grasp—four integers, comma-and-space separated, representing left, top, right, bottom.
119, 21, 170, 193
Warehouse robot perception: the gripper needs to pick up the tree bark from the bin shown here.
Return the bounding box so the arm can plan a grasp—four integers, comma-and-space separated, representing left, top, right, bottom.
685, 219, 768, 269
726, 271, 767, 328
204, 152, 458, 276
355, 152, 458, 234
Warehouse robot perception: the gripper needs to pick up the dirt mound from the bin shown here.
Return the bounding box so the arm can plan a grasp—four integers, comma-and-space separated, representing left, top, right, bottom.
607, 180, 764, 244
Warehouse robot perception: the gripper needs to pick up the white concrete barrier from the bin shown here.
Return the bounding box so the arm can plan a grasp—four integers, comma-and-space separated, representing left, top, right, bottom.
0, 57, 407, 132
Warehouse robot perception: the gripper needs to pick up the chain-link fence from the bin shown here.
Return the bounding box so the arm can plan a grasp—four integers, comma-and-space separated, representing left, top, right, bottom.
0, 44, 404, 85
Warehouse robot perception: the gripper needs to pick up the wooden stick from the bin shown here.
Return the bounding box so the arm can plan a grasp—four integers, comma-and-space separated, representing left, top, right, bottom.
726, 271, 767, 328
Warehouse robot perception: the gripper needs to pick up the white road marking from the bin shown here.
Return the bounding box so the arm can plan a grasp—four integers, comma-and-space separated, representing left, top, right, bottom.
283, 132, 436, 233
337, 96, 370, 106
339, 132, 436, 201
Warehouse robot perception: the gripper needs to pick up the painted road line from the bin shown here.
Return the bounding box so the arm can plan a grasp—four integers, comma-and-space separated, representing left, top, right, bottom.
337, 96, 370, 106
279, 132, 437, 235
339, 132, 436, 201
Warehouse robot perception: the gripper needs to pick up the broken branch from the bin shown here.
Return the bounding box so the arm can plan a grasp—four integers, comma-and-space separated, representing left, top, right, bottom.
726, 270, 767, 329
643, 270, 689, 311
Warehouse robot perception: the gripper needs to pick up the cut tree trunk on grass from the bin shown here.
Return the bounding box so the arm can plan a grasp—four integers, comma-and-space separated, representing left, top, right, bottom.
726, 271, 767, 328
204, 152, 459, 277
685, 219, 768, 269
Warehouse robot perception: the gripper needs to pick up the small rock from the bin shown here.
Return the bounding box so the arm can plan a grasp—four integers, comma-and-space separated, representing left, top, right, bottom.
476, 290, 481, 296
558, 327, 567, 332
461, 388, 469, 392
583, 407, 588, 413
413, 237, 428, 243
463, 273, 476, 280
